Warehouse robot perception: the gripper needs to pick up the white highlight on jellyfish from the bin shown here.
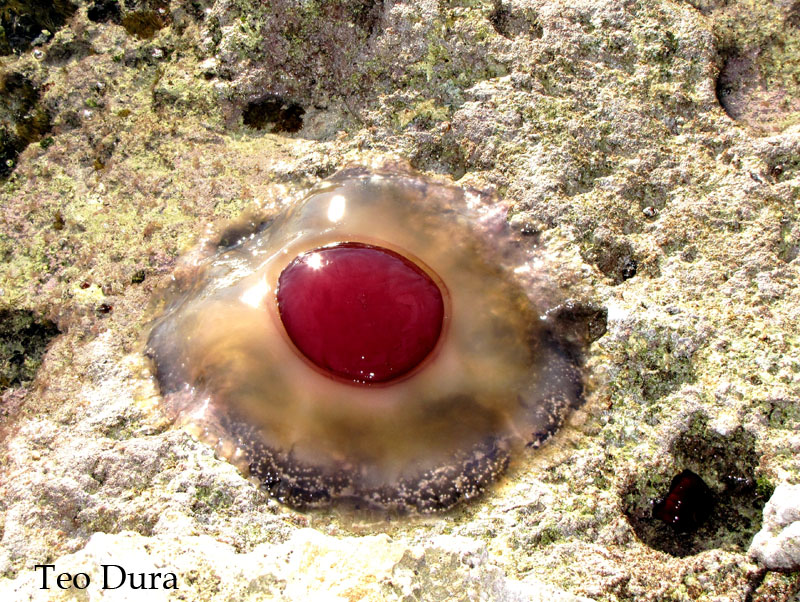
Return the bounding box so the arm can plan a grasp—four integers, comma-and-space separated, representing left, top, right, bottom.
239, 276, 271, 308
305, 252, 324, 270
327, 195, 346, 223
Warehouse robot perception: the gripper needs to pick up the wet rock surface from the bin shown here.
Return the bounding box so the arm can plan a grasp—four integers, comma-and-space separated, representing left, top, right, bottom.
0, 0, 798, 600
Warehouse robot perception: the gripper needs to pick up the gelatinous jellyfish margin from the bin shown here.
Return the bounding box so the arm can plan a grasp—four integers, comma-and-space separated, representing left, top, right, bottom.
144, 163, 594, 513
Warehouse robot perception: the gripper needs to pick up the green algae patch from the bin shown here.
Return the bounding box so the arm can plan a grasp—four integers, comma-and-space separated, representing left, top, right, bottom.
0, 310, 59, 390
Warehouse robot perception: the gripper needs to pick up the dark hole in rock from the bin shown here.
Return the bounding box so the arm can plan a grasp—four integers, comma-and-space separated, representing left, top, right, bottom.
131, 269, 147, 284
180, 1, 212, 23
715, 44, 800, 133
715, 49, 751, 122
96, 303, 113, 315
52, 210, 65, 231
767, 150, 800, 184
121, 1, 171, 39
787, 1, 800, 29
0, 0, 77, 56
581, 236, 638, 284
488, 1, 542, 39
546, 300, 608, 349
488, 1, 512, 36
88, 0, 123, 24
242, 96, 305, 134
348, 0, 384, 38
652, 469, 714, 532
0, 310, 60, 390
622, 414, 773, 557
0, 72, 51, 179
621, 258, 638, 280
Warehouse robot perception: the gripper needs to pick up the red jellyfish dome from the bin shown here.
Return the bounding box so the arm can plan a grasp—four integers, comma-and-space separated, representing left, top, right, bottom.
276, 243, 445, 384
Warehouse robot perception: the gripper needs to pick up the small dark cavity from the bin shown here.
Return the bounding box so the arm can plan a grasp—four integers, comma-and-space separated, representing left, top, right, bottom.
715, 43, 800, 132
622, 414, 772, 557
653, 469, 713, 532
348, 0, 384, 38
121, 1, 172, 39
180, 0, 213, 23
488, 1, 542, 39
96, 303, 113, 315
0, 72, 51, 179
242, 96, 305, 134
52, 211, 65, 231
488, 1, 512, 36
767, 150, 800, 184
0, 0, 77, 56
620, 258, 638, 280
581, 235, 638, 284
0, 310, 60, 390
88, 0, 122, 24
715, 49, 751, 122
131, 269, 147, 284
787, 1, 800, 28
546, 300, 608, 349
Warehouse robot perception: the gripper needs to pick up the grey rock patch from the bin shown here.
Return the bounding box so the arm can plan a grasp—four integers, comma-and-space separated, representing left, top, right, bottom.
749, 483, 800, 571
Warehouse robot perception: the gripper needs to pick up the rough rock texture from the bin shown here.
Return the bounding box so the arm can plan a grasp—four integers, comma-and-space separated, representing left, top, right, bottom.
1, 529, 594, 601
750, 484, 800, 572
0, 0, 799, 600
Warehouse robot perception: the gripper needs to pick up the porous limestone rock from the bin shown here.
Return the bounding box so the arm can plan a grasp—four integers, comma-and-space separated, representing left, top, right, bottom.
750, 484, 800, 572
0, 0, 799, 600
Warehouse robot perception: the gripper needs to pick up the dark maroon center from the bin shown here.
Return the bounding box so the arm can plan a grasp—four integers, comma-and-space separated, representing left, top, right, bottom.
276, 242, 444, 383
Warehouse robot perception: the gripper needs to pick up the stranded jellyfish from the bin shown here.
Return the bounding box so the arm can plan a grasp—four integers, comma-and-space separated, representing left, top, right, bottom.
146, 164, 585, 511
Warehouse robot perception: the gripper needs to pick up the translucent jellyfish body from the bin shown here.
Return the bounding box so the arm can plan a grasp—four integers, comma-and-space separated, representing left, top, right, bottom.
146, 165, 584, 511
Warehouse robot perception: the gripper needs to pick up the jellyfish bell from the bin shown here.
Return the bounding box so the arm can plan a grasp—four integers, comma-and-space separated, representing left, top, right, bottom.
146, 163, 585, 511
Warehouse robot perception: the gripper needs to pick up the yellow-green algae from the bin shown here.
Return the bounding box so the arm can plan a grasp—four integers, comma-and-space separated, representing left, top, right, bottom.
0, 0, 798, 600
